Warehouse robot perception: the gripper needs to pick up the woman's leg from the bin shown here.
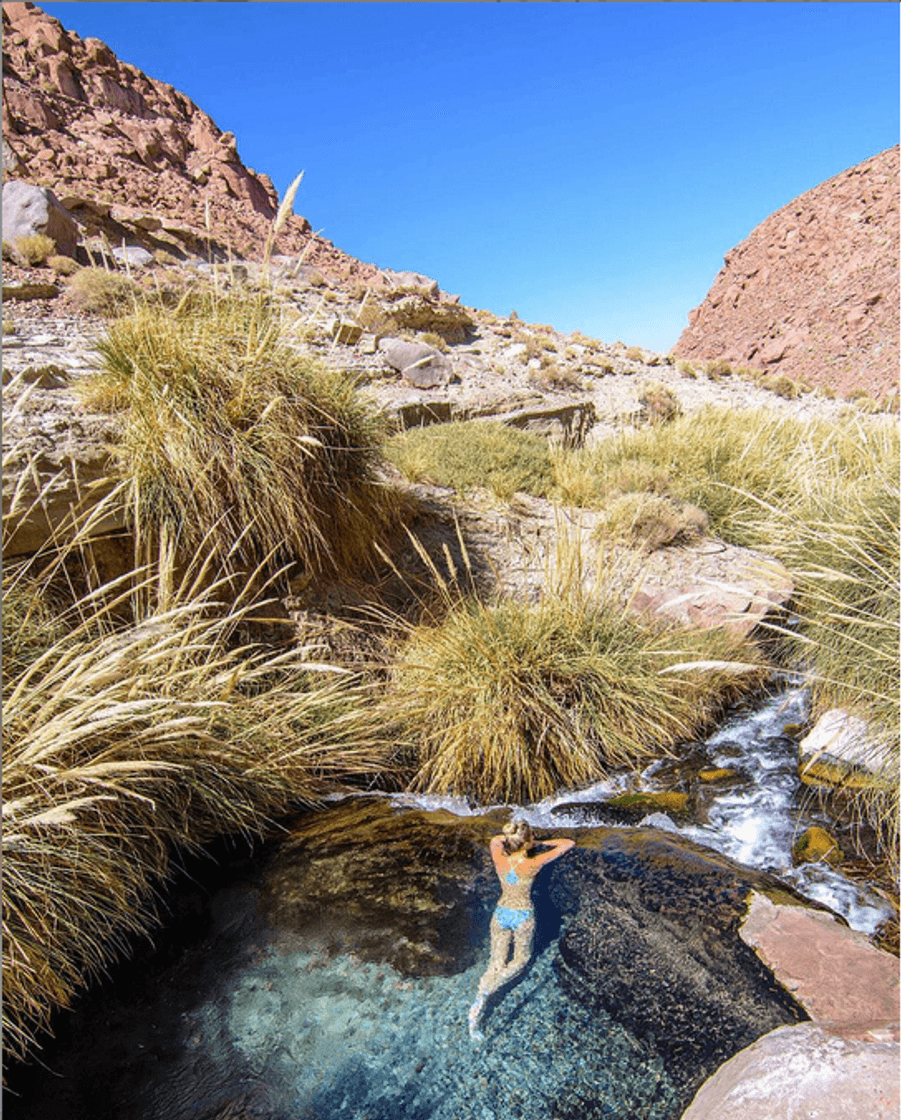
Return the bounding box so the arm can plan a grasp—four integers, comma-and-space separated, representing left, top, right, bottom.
477, 917, 513, 998
469, 918, 513, 1037
493, 916, 535, 989
468, 916, 536, 1038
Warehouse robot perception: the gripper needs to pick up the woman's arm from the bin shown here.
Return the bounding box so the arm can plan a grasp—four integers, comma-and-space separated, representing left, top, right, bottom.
489, 834, 507, 873
530, 837, 575, 867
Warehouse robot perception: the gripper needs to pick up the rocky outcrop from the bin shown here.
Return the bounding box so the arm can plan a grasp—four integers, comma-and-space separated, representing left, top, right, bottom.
554, 829, 805, 1091
2, 180, 78, 257
2, 363, 124, 560
679, 890, 900, 1120
674, 147, 900, 399
739, 892, 899, 1033
679, 1023, 899, 1120
798, 707, 883, 787
0, 2, 380, 283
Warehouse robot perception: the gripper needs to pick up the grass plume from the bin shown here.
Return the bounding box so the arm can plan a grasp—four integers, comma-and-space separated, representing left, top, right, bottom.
78, 290, 396, 575
2, 551, 387, 1067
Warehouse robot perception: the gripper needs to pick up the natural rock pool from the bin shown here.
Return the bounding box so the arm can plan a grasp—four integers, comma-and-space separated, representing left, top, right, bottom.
4, 689, 892, 1120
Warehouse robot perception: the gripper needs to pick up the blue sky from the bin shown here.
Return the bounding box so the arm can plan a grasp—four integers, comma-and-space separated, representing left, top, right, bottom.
42, 3, 899, 352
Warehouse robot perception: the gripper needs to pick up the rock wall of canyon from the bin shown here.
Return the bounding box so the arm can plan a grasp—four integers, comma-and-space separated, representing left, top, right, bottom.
674, 147, 899, 398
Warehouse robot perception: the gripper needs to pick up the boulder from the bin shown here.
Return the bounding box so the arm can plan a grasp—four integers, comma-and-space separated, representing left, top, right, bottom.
798, 708, 882, 786
111, 245, 154, 269
739, 891, 899, 1032
378, 337, 455, 389
792, 825, 843, 866
2, 180, 78, 259
328, 317, 364, 345
679, 1023, 900, 1120
380, 268, 440, 297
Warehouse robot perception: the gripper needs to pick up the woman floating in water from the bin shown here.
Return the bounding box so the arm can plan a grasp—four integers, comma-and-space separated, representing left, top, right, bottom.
468, 819, 575, 1039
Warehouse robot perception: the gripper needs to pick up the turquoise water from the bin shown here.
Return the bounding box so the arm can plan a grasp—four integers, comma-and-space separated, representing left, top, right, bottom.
201, 937, 679, 1120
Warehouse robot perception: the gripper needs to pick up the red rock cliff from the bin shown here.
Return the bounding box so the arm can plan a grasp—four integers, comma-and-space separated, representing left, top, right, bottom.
674, 147, 899, 398
1, 1, 379, 279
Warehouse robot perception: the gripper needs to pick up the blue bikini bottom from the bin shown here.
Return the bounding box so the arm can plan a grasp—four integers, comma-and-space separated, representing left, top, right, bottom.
494, 906, 534, 931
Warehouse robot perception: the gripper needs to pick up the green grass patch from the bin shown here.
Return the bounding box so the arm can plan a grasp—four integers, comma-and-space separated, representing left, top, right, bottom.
386, 420, 554, 501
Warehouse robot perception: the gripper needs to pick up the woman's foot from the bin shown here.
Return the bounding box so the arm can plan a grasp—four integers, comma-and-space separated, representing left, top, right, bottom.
467, 998, 485, 1041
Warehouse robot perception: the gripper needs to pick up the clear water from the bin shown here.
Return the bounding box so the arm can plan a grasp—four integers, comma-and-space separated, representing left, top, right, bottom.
177, 933, 679, 1120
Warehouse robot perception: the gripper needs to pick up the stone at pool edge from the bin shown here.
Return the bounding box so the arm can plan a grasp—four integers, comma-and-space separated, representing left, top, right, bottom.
739, 891, 899, 1033
679, 1022, 900, 1120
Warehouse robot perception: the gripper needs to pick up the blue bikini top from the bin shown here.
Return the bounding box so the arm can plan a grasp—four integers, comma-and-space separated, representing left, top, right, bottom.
504, 867, 520, 885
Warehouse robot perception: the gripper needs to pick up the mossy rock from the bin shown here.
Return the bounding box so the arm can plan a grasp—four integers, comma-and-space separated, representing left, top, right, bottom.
698, 768, 739, 784
607, 791, 690, 815
791, 826, 843, 867
799, 758, 877, 790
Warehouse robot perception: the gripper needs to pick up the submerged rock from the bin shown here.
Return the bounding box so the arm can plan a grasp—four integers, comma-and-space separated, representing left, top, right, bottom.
554, 828, 805, 1090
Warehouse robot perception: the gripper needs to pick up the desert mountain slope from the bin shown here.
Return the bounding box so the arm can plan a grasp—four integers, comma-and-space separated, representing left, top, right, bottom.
674, 147, 899, 398
1, 1, 381, 282
2, 1, 898, 398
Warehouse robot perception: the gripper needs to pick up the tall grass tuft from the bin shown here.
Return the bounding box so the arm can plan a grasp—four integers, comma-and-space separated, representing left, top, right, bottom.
2, 553, 387, 1067
555, 406, 894, 545
379, 577, 768, 804
748, 461, 899, 869
78, 290, 395, 575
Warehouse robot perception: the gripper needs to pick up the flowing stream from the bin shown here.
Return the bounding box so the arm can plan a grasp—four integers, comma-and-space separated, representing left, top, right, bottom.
401, 686, 892, 935
4, 687, 892, 1120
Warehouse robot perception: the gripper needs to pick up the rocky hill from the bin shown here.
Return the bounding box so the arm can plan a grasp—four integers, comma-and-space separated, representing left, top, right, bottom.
674, 147, 899, 398
1, 1, 383, 284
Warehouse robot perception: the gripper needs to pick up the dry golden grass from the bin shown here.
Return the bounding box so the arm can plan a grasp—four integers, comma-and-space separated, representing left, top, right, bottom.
600, 492, 709, 551
1, 427, 390, 1068
13, 233, 56, 266
2, 547, 388, 1066
78, 290, 397, 575
64, 267, 142, 316
47, 254, 79, 277
375, 539, 768, 804
386, 420, 554, 501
